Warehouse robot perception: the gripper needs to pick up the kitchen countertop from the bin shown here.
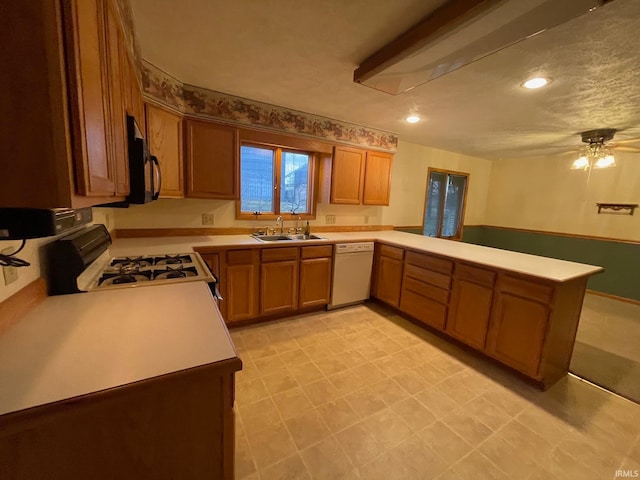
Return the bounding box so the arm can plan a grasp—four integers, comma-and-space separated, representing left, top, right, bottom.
0, 282, 237, 417
110, 230, 603, 282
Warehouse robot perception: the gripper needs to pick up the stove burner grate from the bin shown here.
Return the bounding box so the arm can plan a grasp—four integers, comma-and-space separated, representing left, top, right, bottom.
153, 254, 193, 266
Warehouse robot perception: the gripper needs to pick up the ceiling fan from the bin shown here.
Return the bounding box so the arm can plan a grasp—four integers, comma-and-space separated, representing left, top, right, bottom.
571, 128, 640, 169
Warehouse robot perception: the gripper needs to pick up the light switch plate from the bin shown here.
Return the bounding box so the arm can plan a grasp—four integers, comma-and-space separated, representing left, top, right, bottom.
2, 247, 19, 285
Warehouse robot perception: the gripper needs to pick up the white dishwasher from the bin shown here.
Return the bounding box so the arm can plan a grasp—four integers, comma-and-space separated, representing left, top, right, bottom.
329, 242, 375, 309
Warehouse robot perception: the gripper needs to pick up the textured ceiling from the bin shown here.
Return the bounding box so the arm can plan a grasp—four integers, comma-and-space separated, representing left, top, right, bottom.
131, 0, 640, 160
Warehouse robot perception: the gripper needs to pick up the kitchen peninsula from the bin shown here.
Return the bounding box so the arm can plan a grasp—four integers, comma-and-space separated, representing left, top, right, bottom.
112, 230, 603, 387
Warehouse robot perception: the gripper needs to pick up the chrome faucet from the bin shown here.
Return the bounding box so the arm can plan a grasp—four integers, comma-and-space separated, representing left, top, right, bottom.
275, 216, 284, 234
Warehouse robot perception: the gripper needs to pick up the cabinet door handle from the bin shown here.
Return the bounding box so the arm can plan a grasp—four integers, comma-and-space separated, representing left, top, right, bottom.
152, 155, 162, 200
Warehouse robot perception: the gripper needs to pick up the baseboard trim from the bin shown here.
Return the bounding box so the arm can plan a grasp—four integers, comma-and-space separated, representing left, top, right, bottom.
586, 289, 640, 306
0, 277, 48, 338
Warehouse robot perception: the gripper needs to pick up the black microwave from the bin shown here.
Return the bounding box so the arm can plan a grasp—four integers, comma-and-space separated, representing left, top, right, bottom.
126, 115, 161, 204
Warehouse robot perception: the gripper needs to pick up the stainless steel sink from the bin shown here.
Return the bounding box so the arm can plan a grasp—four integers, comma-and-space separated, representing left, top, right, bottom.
251, 233, 325, 242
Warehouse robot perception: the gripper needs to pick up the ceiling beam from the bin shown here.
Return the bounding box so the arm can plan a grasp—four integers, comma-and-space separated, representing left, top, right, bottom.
353, 0, 501, 84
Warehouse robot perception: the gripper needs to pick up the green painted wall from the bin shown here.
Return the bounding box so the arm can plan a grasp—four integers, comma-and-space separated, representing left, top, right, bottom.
462, 226, 639, 301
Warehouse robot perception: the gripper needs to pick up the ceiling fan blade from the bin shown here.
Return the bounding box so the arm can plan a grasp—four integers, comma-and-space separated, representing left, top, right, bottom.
614, 145, 640, 153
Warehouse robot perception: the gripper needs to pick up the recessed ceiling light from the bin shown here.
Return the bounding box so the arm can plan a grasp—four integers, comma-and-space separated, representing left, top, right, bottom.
522, 77, 551, 89
406, 115, 421, 123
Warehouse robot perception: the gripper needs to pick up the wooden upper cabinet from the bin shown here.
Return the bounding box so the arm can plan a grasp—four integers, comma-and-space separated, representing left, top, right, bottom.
65, 0, 116, 197
146, 103, 183, 198
185, 119, 238, 199
104, 0, 129, 196
363, 151, 392, 205
329, 146, 393, 205
330, 146, 365, 204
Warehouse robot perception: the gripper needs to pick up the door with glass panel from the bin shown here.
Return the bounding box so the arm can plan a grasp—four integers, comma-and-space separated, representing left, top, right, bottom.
423, 168, 469, 240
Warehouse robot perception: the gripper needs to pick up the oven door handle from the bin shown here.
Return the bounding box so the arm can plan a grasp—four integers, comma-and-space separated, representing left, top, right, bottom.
213, 285, 223, 301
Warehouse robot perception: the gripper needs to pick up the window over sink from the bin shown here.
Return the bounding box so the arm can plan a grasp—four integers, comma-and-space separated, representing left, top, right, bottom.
237, 143, 316, 219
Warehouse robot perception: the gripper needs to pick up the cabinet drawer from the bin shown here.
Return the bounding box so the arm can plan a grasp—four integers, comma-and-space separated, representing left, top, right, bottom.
455, 263, 496, 286
301, 245, 333, 259
378, 244, 404, 260
261, 247, 299, 262
226, 249, 255, 265
405, 251, 453, 274
404, 264, 451, 290
402, 276, 449, 304
499, 275, 554, 304
400, 290, 447, 330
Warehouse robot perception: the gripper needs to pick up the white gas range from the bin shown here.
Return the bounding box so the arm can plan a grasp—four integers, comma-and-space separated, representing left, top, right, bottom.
47, 224, 218, 296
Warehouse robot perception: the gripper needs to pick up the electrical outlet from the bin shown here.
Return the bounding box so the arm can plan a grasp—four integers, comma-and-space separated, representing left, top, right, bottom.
2, 247, 19, 286
201, 213, 215, 225
364, 216, 369, 225
326, 215, 336, 225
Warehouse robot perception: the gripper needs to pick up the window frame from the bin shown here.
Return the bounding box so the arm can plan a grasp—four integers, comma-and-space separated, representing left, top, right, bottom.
236, 141, 318, 220
421, 167, 470, 241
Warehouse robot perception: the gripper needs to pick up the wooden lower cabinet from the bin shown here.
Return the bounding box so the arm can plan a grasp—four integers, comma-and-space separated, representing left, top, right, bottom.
261, 260, 299, 315
486, 291, 550, 378
446, 263, 496, 350
400, 289, 447, 329
0, 362, 241, 480
225, 249, 259, 323
373, 245, 404, 307
299, 257, 332, 308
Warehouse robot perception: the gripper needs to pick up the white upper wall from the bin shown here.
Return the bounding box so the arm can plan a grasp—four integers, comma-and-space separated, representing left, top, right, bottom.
485, 151, 640, 241
382, 141, 493, 227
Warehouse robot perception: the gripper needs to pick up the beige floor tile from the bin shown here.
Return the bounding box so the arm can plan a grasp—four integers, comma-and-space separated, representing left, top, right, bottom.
344, 385, 387, 418
371, 354, 412, 376
431, 354, 466, 375
278, 347, 312, 365
357, 449, 411, 480
236, 377, 270, 406
557, 433, 624, 474
462, 395, 513, 431
363, 407, 414, 449
391, 434, 448, 479
544, 445, 606, 480
452, 368, 496, 394
411, 362, 451, 385
368, 377, 409, 406
300, 436, 354, 480
247, 421, 297, 470
392, 368, 430, 394
253, 355, 287, 377
332, 348, 368, 367
479, 433, 539, 477
481, 387, 530, 417
235, 434, 257, 479
630, 435, 640, 464
288, 361, 325, 385
239, 397, 282, 434
414, 386, 460, 418
350, 361, 386, 386
316, 397, 361, 433
356, 343, 389, 361
448, 451, 509, 480
260, 453, 311, 480
515, 405, 579, 446
272, 386, 314, 419
327, 368, 369, 396
334, 421, 386, 465
443, 409, 493, 445
390, 397, 437, 431
261, 368, 299, 395
302, 378, 341, 407
418, 420, 473, 465
434, 376, 477, 405
315, 356, 348, 376
285, 410, 332, 450
247, 343, 279, 361
496, 419, 554, 464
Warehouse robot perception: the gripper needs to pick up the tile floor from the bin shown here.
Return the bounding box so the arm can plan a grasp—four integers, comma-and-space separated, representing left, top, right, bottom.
230, 304, 640, 480
571, 293, 640, 403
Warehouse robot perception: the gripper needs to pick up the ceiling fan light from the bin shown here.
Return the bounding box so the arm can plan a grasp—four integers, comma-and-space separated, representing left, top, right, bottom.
594, 154, 615, 168
406, 115, 421, 124
572, 156, 589, 170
